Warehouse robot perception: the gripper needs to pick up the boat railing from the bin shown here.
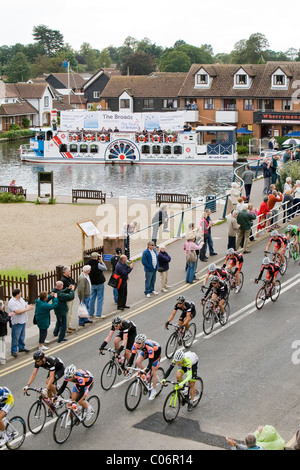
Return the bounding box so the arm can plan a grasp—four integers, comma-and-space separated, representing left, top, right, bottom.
135, 132, 179, 144
207, 143, 234, 155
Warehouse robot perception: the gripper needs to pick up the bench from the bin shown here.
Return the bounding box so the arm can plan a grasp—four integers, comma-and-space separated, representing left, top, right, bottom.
0, 185, 27, 199
72, 189, 106, 204
156, 193, 191, 206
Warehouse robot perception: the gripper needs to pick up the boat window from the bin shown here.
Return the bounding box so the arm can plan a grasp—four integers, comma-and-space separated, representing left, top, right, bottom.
152, 145, 161, 154
80, 144, 88, 153
59, 144, 68, 153
174, 146, 182, 155
90, 144, 98, 154
163, 145, 171, 155
141, 145, 150, 154
69, 144, 78, 153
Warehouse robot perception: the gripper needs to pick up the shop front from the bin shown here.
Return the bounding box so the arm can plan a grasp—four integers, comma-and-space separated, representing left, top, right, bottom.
254, 111, 300, 138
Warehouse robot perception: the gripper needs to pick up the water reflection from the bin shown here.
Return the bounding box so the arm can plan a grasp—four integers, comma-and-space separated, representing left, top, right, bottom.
0, 140, 234, 199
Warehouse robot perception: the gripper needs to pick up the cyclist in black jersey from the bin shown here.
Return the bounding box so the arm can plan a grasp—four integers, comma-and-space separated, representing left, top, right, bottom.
99, 316, 137, 363
165, 296, 196, 333
23, 350, 65, 398
202, 276, 228, 318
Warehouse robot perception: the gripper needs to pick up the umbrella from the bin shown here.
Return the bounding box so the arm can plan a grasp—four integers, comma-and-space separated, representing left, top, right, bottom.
286, 131, 300, 137
282, 138, 300, 146
236, 128, 253, 134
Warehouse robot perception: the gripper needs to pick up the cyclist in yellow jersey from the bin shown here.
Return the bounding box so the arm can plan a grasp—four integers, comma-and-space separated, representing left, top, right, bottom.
0, 386, 14, 446
161, 350, 198, 411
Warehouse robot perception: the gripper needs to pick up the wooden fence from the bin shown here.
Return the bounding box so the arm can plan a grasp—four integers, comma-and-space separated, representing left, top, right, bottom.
0, 246, 103, 304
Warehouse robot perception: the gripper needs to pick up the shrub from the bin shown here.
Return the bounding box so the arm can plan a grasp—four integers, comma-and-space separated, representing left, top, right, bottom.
278, 161, 300, 192
0, 192, 25, 203
237, 145, 249, 155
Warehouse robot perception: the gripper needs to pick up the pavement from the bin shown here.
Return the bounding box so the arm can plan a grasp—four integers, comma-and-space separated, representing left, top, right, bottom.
4, 174, 299, 359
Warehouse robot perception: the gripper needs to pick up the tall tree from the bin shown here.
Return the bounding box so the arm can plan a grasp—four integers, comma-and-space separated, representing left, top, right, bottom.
120, 52, 156, 75
6, 52, 31, 82
32, 24, 64, 56
159, 50, 191, 72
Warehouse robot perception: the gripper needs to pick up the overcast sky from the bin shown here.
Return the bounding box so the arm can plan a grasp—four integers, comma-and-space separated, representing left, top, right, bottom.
2, 0, 299, 55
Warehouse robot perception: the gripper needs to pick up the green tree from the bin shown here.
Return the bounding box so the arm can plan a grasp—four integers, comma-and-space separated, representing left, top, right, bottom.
6, 52, 31, 82
33, 24, 64, 56
230, 33, 269, 63
120, 52, 156, 75
159, 50, 191, 72
95, 49, 112, 69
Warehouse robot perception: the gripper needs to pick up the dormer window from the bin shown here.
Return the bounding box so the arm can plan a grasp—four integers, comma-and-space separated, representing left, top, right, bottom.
273, 74, 285, 86
236, 74, 247, 85
271, 69, 288, 89
197, 74, 208, 85
233, 68, 252, 89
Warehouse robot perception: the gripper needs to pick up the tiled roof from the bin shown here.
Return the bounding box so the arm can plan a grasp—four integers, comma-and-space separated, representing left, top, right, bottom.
47, 73, 86, 88
178, 62, 300, 98
6, 83, 49, 99
101, 73, 187, 98
0, 101, 37, 116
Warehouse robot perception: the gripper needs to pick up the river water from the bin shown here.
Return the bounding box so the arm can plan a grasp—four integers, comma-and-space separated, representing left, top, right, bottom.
0, 139, 234, 200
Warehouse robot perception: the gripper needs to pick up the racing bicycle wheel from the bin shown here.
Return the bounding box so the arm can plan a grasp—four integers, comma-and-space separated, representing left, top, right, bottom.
163, 389, 181, 423
219, 301, 230, 326
270, 280, 281, 302
5, 416, 26, 450
165, 332, 179, 359
27, 400, 47, 435
125, 378, 143, 411
255, 286, 266, 310
82, 395, 100, 428
183, 323, 196, 348
100, 361, 117, 390
203, 308, 215, 335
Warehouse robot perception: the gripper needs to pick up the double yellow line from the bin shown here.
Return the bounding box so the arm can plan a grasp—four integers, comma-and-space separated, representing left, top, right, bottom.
0, 276, 205, 378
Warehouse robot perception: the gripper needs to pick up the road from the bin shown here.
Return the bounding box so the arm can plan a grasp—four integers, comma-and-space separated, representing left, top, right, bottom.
0, 235, 299, 452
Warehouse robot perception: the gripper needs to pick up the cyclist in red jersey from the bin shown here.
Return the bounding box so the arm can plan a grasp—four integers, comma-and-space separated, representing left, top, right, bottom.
223, 248, 243, 292
264, 230, 287, 265
255, 257, 280, 291
203, 263, 228, 287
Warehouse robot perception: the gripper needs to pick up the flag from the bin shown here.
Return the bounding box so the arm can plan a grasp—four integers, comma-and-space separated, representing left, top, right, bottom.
62, 61, 68, 68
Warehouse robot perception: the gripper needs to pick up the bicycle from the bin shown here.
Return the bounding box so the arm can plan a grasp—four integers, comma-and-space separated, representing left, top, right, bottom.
265, 250, 288, 275
202, 298, 230, 335
165, 322, 197, 359
25, 386, 71, 435
162, 377, 203, 423
53, 395, 100, 444
255, 278, 281, 310
225, 269, 244, 294
100, 348, 128, 391
124, 366, 165, 411
286, 238, 298, 262
0, 415, 26, 450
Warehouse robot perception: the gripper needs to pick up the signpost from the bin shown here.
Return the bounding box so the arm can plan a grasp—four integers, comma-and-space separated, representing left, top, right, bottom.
77, 220, 100, 259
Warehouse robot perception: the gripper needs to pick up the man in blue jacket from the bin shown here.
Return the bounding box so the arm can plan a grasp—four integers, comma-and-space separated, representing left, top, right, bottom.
141, 242, 159, 298
114, 255, 134, 311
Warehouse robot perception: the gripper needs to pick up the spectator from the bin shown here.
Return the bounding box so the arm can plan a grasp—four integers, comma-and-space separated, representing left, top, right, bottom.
157, 245, 171, 292
236, 204, 256, 253
199, 212, 209, 262
9, 179, 17, 195
186, 222, 202, 272
227, 210, 240, 250
283, 149, 292, 164
226, 434, 264, 450
256, 196, 272, 236
282, 189, 294, 223
61, 266, 77, 333
152, 206, 168, 246
268, 190, 283, 228
34, 291, 58, 351
122, 221, 137, 259
241, 164, 254, 202
284, 176, 293, 192
184, 235, 203, 284
87, 252, 107, 318
77, 265, 93, 327
183, 122, 192, 132
271, 154, 280, 184
114, 254, 134, 310
236, 196, 245, 212
110, 247, 122, 304
228, 182, 241, 210
293, 180, 300, 215
261, 157, 272, 195
253, 425, 285, 450
7, 289, 34, 358
141, 241, 158, 298
52, 281, 75, 343
205, 208, 218, 257
0, 300, 10, 364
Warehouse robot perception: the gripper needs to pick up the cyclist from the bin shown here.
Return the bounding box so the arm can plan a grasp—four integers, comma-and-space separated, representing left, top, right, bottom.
285, 224, 300, 260
0, 386, 14, 446
98, 316, 137, 365
23, 350, 65, 399
264, 230, 287, 265
255, 257, 280, 292
161, 350, 199, 411
201, 275, 228, 320
56, 365, 94, 419
203, 263, 228, 287
165, 296, 196, 335
223, 248, 244, 293
127, 334, 161, 401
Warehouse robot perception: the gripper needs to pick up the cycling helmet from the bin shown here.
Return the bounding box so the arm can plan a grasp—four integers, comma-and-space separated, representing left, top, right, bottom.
64, 364, 76, 378
208, 263, 217, 272
271, 230, 278, 237
112, 315, 122, 326
135, 334, 146, 344
210, 275, 220, 284
33, 350, 44, 361
177, 295, 185, 303
173, 350, 184, 363
226, 248, 234, 255
286, 225, 293, 232
263, 257, 271, 265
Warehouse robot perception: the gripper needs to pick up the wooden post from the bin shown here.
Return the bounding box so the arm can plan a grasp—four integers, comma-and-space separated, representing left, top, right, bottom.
0, 285, 4, 301
28, 273, 38, 305
56, 265, 64, 282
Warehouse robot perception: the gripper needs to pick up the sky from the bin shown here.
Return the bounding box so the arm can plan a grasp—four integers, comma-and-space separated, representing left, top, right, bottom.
1, 0, 300, 55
